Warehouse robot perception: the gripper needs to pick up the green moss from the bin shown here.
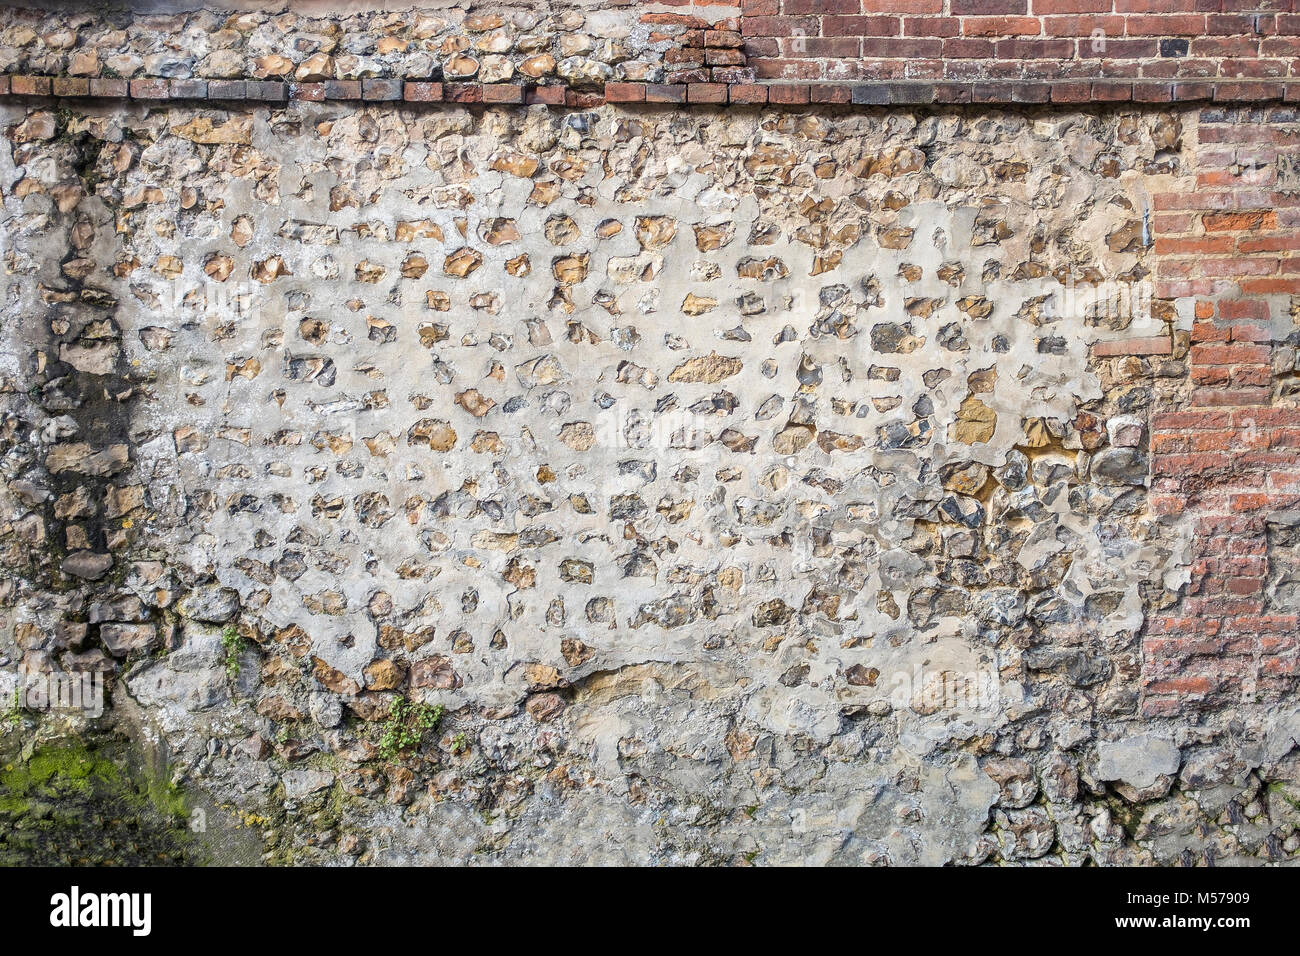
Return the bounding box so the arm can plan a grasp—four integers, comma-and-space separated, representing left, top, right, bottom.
2, 687, 21, 730
0, 736, 199, 866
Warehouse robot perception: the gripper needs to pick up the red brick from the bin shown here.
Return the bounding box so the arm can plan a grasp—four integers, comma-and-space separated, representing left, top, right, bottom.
721, 82, 763, 104
705, 29, 745, 48
1190, 37, 1260, 57
1125, 13, 1207, 35
1198, 257, 1280, 277
742, 15, 819, 37
168, 78, 209, 98
11, 75, 51, 96
526, 86, 566, 105
933, 81, 974, 101
768, 83, 812, 104
1191, 322, 1231, 343
962, 16, 1041, 35
744, 37, 781, 57
712, 66, 759, 83
482, 84, 525, 103
1093, 336, 1174, 357
1172, 81, 1216, 100
324, 80, 361, 99
1232, 366, 1272, 387
404, 82, 444, 102
444, 83, 484, 103
1204, 210, 1277, 231
1241, 277, 1300, 293
645, 84, 687, 103
944, 38, 997, 57
666, 69, 711, 85
665, 48, 705, 67
1192, 364, 1232, 385
88, 78, 128, 98
1144, 676, 1215, 696
1050, 80, 1092, 101
687, 82, 728, 103
1228, 324, 1272, 343
52, 76, 89, 97
810, 83, 853, 103
861, 37, 944, 56
823, 15, 902, 36
951, 0, 1027, 13
361, 78, 402, 101
995, 38, 1075, 58
1190, 386, 1272, 406
129, 78, 168, 99
1091, 81, 1133, 100
604, 82, 645, 103
1207, 13, 1261, 35
1157, 237, 1236, 255
640, 13, 710, 28
565, 90, 605, 108
1041, 14, 1126, 35
781, 36, 862, 57
903, 16, 960, 37
1036, 0, 1113, 11
1135, 82, 1175, 102
782, 0, 859, 13
1219, 300, 1271, 320
706, 49, 748, 66
906, 59, 945, 79
1244, 235, 1300, 255
1153, 452, 1232, 475
1219, 82, 1286, 101
850, 0, 940, 9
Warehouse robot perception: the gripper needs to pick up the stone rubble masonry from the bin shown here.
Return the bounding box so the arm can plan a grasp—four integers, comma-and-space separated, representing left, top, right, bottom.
3, 0, 1300, 866
0, 2, 1298, 106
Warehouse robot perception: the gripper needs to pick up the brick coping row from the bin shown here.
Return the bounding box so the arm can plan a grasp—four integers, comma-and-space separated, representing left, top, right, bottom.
1, 75, 1297, 107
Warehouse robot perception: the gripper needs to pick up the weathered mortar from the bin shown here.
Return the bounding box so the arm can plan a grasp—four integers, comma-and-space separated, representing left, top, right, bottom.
2, 95, 1299, 865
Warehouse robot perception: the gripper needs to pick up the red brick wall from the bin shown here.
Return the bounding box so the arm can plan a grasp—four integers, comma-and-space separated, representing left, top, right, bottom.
741, 0, 1295, 84
640, 0, 1300, 103
1145, 107, 1299, 716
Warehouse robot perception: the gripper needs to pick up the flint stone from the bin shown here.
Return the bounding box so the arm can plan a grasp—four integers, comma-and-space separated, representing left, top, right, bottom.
1096, 735, 1181, 790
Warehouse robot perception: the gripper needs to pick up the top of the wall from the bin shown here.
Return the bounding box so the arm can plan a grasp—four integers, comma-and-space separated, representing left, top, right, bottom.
0, 0, 1293, 106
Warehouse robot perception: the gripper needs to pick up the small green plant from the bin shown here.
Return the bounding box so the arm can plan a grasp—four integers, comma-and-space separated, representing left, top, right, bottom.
377, 696, 444, 761
3, 686, 22, 729
450, 732, 469, 754
221, 626, 246, 680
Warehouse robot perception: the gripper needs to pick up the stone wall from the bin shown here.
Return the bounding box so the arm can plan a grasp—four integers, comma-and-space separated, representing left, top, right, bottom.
1, 1, 1299, 866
